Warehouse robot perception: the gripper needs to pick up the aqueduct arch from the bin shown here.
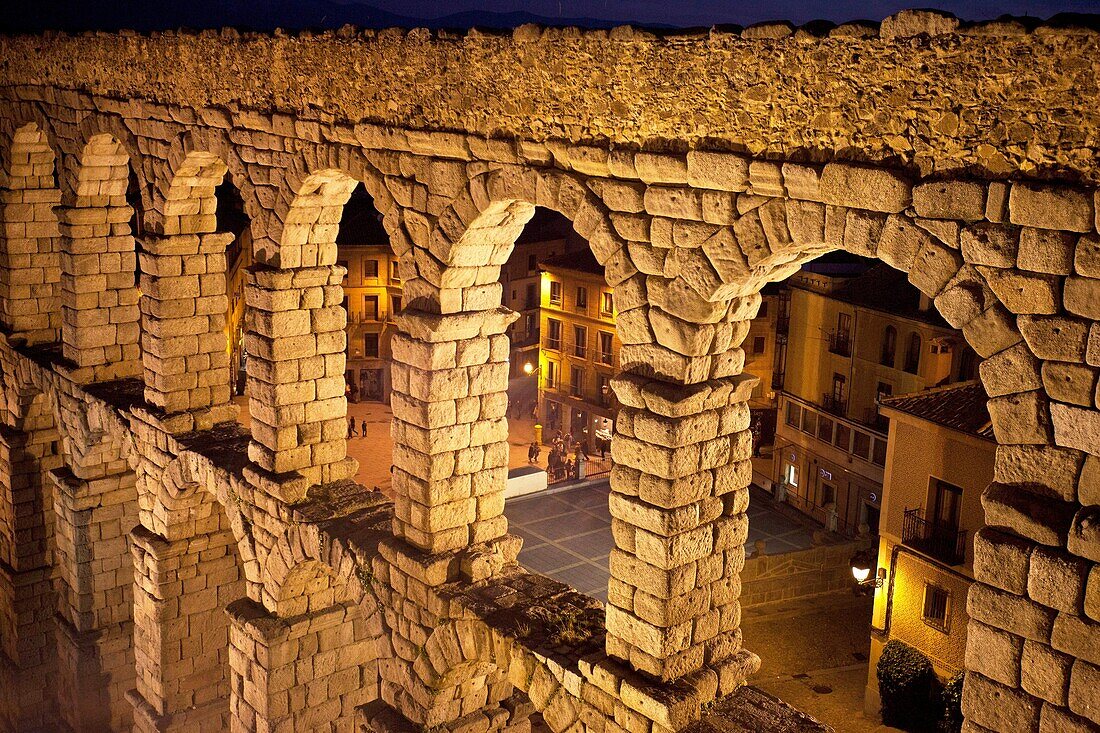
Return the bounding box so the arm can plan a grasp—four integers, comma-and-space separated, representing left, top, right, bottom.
0, 11, 1097, 733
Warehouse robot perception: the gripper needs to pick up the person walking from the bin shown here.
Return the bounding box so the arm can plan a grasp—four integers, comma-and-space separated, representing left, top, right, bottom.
361, 419, 367, 438
348, 417, 357, 437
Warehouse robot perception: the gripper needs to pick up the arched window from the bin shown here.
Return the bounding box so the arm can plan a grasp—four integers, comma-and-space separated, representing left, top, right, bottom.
880, 326, 897, 367
904, 333, 922, 374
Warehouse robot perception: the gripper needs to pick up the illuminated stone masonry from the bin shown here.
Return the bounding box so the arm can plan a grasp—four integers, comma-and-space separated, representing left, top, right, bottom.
0, 9, 1098, 733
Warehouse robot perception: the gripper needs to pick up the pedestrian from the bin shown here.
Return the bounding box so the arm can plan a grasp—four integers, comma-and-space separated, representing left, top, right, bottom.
348, 417, 357, 437
361, 419, 367, 438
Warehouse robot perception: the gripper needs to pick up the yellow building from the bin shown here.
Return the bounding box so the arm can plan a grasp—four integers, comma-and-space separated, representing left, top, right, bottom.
772, 263, 979, 536
502, 235, 579, 378
864, 381, 993, 715
337, 243, 403, 402
537, 250, 620, 453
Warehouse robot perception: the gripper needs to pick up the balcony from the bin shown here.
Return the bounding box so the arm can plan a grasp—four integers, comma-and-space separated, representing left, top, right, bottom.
827, 330, 851, 357
821, 393, 846, 417
902, 508, 967, 566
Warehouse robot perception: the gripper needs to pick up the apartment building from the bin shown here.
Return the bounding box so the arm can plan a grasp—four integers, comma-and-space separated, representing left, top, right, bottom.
864, 381, 993, 714
772, 263, 980, 537
536, 249, 620, 453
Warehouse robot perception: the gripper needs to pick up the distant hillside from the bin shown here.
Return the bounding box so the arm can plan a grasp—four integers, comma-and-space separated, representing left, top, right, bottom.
0, 0, 655, 34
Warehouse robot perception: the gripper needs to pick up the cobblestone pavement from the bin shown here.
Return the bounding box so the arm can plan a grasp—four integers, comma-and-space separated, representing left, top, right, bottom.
742, 592, 900, 733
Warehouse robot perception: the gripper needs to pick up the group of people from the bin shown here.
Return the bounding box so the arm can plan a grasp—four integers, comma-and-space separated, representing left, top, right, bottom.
526, 431, 587, 482
347, 417, 369, 438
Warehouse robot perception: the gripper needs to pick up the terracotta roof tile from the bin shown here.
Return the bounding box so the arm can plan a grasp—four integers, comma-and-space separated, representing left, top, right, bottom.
880, 381, 994, 440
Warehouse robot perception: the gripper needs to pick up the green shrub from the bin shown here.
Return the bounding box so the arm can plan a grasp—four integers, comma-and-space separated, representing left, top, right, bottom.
939, 672, 964, 733
877, 640, 936, 729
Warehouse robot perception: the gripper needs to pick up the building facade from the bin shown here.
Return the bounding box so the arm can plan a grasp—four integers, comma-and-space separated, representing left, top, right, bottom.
772, 264, 980, 537
537, 250, 620, 453
338, 243, 403, 403
864, 382, 994, 715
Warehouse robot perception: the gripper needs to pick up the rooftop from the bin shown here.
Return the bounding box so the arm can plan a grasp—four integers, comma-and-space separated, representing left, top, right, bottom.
539, 248, 604, 277
879, 381, 994, 440
793, 262, 951, 328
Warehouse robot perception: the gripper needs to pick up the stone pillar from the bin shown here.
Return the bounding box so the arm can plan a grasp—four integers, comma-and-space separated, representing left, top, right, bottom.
605, 372, 760, 686
128, 524, 243, 733
388, 307, 516, 555
57, 201, 141, 381
0, 414, 61, 731
226, 598, 375, 733
244, 263, 355, 491
51, 466, 139, 732
139, 232, 236, 425
0, 186, 61, 344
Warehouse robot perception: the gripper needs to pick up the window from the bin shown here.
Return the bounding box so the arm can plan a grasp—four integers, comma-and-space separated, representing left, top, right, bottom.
818, 416, 834, 443
363, 259, 379, 278
877, 382, 893, 401
570, 366, 584, 397
525, 282, 538, 309
546, 400, 561, 429
881, 326, 897, 367
391, 295, 402, 314
363, 295, 379, 321
573, 325, 587, 358
390, 260, 401, 282
932, 478, 964, 530
959, 346, 978, 381
363, 333, 379, 358
922, 584, 950, 632
819, 483, 836, 507
831, 312, 852, 355
546, 360, 558, 388
872, 439, 887, 467
546, 319, 562, 350
601, 291, 614, 316
834, 423, 851, 451
598, 331, 614, 365
752, 336, 766, 355
550, 280, 563, 305
528, 254, 537, 273
904, 333, 922, 374
576, 286, 588, 310
801, 409, 818, 436
785, 401, 802, 428
852, 431, 871, 459
525, 313, 536, 336
830, 373, 847, 412
784, 463, 799, 488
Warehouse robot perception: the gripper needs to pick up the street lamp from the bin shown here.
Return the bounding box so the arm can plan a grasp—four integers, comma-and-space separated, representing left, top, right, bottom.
523, 362, 536, 375
850, 549, 884, 590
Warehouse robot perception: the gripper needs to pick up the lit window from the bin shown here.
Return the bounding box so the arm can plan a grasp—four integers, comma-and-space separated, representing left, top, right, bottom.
547, 319, 562, 350
390, 260, 400, 282
576, 286, 588, 310
598, 331, 614, 365
573, 325, 587, 358
550, 281, 563, 305
601, 291, 614, 316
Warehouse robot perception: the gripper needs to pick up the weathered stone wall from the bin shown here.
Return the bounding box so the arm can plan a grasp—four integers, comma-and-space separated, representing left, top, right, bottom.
1, 14, 1100, 182
0, 11, 1097, 733
738, 540, 863, 608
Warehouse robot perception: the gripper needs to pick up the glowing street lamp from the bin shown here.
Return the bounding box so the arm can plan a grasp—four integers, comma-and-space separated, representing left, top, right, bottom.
850, 549, 884, 589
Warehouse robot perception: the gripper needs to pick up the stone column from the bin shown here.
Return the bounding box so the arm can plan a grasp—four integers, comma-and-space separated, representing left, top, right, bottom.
128, 524, 243, 733
50, 465, 139, 732
244, 263, 355, 492
139, 232, 236, 426
0, 413, 61, 731
57, 201, 141, 381
605, 372, 760, 686
0, 186, 61, 344
226, 598, 375, 733
387, 307, 516, 556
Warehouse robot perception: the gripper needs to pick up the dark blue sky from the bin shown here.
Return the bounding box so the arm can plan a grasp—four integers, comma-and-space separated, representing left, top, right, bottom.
355, 0, 1100, 25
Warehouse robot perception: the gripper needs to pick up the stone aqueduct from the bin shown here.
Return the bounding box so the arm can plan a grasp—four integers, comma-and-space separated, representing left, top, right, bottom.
0, 10, 1098, 733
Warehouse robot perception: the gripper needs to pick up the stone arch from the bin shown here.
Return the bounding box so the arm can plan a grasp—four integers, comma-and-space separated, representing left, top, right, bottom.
58, 122, 145, 380
138, 136, 260, 417
243, 157, 399, 487
0, 119, 63, 344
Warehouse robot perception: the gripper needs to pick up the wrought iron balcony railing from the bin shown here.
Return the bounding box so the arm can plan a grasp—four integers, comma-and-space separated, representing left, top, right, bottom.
827, 330, 852, 357
902, 508, 967, 566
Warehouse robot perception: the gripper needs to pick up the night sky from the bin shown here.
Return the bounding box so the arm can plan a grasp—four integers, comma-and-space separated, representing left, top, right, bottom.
3, 0, 1100, 33
359, 0, 1100, 26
